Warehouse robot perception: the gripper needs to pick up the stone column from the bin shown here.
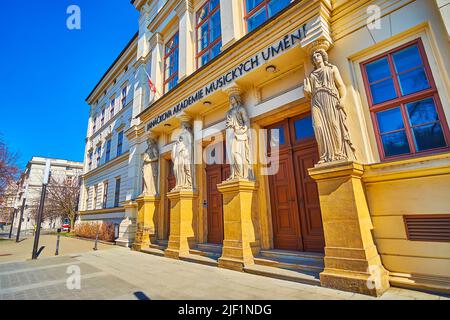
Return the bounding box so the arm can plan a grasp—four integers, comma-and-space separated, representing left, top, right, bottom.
217, 84, 259, 271
165, 114, 198, 258
219, 0, 245, 51
150, 32, 164, 97
175, 0, 194, 81
309, 162, 389, 296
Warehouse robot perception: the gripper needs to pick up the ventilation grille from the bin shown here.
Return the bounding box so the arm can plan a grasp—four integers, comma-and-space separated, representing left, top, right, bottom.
404, 215, 450, 242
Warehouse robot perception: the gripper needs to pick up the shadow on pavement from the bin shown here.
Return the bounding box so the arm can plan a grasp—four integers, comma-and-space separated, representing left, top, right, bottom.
134, 291, 151, 300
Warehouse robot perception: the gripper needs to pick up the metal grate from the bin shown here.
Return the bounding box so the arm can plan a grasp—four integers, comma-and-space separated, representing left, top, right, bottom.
404, 215, 450, 242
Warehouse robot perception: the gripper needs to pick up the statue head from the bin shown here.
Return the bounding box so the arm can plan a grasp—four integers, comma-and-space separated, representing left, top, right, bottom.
311, 49, 330, 68
230, 94, 242, 108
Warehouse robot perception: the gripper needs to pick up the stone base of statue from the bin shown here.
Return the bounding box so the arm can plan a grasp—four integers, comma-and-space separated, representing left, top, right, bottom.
164, 189, 198, 259
132, 195, 160, 251
217, 179, 258, 272
308, 161, 390, 296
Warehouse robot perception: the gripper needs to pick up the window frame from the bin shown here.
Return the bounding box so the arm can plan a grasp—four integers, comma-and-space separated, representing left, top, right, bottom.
360, 38, 450, 161
244, 0, 291, 33
114, 177, 121, 208
102, 181, 108, 209
163, 32, 180, 94
117, 131, 124, 157
110, 97, 115, 118
195, 0, 222, 69
105, 139, 112, 162
121, 86, 127, 108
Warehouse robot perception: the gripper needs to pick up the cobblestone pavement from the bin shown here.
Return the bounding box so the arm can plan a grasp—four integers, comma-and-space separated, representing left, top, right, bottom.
0, 242, 448, 300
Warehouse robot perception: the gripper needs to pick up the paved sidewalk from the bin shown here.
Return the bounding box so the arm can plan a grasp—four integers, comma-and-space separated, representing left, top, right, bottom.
0, 244, 447, 300
0, 235, 114, 263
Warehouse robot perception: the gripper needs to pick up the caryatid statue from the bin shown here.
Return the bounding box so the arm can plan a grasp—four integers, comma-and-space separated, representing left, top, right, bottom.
171, 122, 193, 190
304, 48, 356, 164
142, 138, 159, 196
225, 91, 252, 180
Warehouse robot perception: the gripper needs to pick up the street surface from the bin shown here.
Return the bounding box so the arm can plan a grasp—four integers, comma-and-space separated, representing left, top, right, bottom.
0, 236, 447, 300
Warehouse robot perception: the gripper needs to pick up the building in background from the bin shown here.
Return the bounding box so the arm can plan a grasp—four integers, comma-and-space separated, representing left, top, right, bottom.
77, 35, 140, 246
78, 0, 450, 296
12, 157, 82, 233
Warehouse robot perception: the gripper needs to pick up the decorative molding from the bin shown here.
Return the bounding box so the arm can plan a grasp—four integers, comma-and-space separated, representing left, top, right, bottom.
175, 0, 194, 17
149, 32, 164, 50
78, 206, 125, 216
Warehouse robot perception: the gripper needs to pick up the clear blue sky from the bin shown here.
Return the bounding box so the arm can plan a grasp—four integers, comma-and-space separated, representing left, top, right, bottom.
0, 0, 139, 169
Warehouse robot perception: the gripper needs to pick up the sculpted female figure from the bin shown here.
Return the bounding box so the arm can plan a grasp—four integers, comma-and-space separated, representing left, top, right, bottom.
142, 138, 159, 196
225, 94, 252, 180
172, 123, 193, 190
304, 49, 356, 164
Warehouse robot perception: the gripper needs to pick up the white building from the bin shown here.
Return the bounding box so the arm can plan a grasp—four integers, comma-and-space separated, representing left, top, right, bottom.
13, 157, 83, 233
77, 34, 142, 246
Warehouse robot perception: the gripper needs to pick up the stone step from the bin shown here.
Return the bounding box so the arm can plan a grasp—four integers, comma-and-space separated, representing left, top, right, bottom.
179, 253, 219, 267
141, 247, 165, 257
244, 264, 321, 286
149, 243, 167, 251
259, 249, 324, 261
196, 243, 223, 254
254, 254, 324, 273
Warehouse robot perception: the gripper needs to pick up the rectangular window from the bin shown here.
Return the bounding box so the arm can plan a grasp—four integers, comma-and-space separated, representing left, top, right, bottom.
164, 33, 179, 93
117, 131, 124, 156
88, 152, 93, 170
105, 139, 112, 162
121, 86, 127, 108
110, 98, 115, 118
102, 181, 108, 209
245, 0, 291, 32
196, 0, 221, 68
114, 178, 121, 207
361, 39, 449, 160
96, 146, 101, 167
101, 108, 105, 126
93, 116, 97, 132
93, 185, 98, 210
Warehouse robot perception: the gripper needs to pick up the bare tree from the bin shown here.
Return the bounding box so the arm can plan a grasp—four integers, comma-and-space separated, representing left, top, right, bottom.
29, 175, 80, 229
0, 134, 19, 208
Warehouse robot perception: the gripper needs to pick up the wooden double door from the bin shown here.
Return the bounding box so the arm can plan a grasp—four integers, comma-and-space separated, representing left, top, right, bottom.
267, 113, 325, 252
205, 141, 230, 244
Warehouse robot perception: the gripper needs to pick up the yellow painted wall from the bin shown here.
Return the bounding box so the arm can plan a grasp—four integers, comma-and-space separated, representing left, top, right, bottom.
363, 155, 450, 279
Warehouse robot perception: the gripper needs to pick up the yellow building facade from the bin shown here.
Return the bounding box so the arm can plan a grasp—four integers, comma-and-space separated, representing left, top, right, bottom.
115, 0, 450, 297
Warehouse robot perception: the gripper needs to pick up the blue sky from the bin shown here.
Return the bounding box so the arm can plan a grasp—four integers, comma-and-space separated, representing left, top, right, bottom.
0, 0, 139, 169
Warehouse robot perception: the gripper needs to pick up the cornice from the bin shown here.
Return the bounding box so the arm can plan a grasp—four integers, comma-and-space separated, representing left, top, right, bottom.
138, 0, 325, 124
78, 206, 125, 216
149, 32, 164, 50
82, 151, 129, 180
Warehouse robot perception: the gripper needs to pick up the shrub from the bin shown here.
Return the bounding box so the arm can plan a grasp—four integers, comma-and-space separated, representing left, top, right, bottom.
74, 221, 115, 242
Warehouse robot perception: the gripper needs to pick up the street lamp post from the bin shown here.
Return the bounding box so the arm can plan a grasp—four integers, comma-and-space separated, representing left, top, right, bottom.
8, 206, 17, 239
31, 160, 51, 260
15, 185, 29, 243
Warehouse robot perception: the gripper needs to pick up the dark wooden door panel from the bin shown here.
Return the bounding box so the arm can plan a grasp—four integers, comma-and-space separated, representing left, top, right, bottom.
206, 164, 224, 244
293, 146, 325, 252
167, 160, 175, 238
269, 153, 303, 250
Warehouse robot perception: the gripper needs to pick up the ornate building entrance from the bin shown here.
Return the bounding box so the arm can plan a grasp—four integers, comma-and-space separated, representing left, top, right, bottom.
267, 113, 325, 252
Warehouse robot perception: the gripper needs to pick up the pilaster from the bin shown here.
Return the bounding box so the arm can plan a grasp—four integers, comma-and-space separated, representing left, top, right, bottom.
175, 0, 195, 81
219, 0, 245, 51
150, 32, 164, 99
